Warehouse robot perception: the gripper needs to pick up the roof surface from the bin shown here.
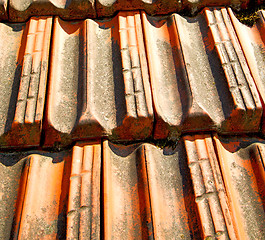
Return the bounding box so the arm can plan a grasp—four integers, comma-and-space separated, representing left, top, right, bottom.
0, 2, 265, 239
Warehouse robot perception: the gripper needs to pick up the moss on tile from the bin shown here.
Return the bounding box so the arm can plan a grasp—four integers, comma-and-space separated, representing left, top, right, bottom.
236, 4, 265, 26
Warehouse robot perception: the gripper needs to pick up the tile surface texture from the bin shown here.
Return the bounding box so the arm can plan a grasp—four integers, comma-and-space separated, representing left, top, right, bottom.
44, 11, 153, 147
143, 8, 262, 139
3, 0, 251, 21
1, 136, 265, 238
1, 3, 265, 240
0, 17, 52, 148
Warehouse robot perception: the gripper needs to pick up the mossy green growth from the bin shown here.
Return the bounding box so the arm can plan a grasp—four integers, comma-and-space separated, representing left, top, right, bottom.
236, 4, 265, 26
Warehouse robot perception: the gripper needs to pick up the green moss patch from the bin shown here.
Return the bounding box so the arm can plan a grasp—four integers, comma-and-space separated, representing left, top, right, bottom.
236, 4, 265, 26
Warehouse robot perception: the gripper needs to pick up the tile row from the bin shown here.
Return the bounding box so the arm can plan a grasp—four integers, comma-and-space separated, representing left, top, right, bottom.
3, 8, 265, 148
0, 0, 255, 22
1, 134, 265, 239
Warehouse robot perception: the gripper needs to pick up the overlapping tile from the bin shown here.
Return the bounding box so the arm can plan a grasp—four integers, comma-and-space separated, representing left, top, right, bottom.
66, 140, 201, 238
214, 135, 265, 238
228, 9, 265, 136
9, 0, 96, 22
184, 135, 236, 239
44, 11, 153, 147
6, 0, 251, 21
142, 8, 262, 139
0, 136, 264, 238
0, 17, 52, 148
0, 150, 71, 239
67, 142, 101, 239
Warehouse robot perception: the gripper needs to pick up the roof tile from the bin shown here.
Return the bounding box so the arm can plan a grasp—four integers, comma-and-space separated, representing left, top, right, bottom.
6, 0, 251, 21
44, 12, 153, 147
214, 135, 265, 239
0, 135, 264, 238
0, 17, 52, 148
67, 142, 101, 239
0, 153, 25, 239
143, 8, 262, 139
12, 151, 71, 239
9, 0, 96, 22
184, 135, 236, 239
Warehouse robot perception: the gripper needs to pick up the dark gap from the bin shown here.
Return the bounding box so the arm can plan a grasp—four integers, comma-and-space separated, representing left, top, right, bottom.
139, 12, 159, 142
249, 147, 265, 212
100, 138, 104, 240
40, 16, 55, 147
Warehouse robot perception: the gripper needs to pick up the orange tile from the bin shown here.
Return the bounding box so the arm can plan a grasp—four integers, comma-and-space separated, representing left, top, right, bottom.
228, 8, 265, 136
0, 153, 26, 239
142, 8, 262, 139
103, 141, 153, 239
184, 134, 236, 239
67, 142, 101, 239
44, 12, 153, 147
144, 142, 201, 239
0, 17, 52, 148
214, 135, 265, 239
12, 151, 71, 239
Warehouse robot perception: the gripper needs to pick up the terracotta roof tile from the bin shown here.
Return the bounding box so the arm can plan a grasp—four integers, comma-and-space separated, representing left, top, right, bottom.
3, 0, 252, 21
0, 135, 264, 238
1, 3, 265, 239
9, 0, 96, 22
0, 153, 25, 239
0, 17, 52, 148
143, 8, 263, 139
12, 152, 71, 239
184, 135, 236, 239
1, 7, 265, 146
67, 142, 101, 239
44, 12, 153, 147
214, 135, 265, 238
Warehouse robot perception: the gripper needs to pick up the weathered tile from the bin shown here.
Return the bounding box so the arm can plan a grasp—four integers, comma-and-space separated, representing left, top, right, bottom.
5, 0, 254, 21
9, 0, 96, 22
184, 0, 249, 14
0, 17, 52, 148
96, 0, 182, 18
67, 142, 101, 239
228, 9, 265, 136
95, 0, 249, 18
142, 8, 262, 139
44, 12, 153, 147
103, 140, 204, 239
184, 134, 236, 239
12, 151, 72, 239
143, 142, 201, 239
214, 135, 265, 239
0, 153, 26, 239
103, 141, 153, 239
